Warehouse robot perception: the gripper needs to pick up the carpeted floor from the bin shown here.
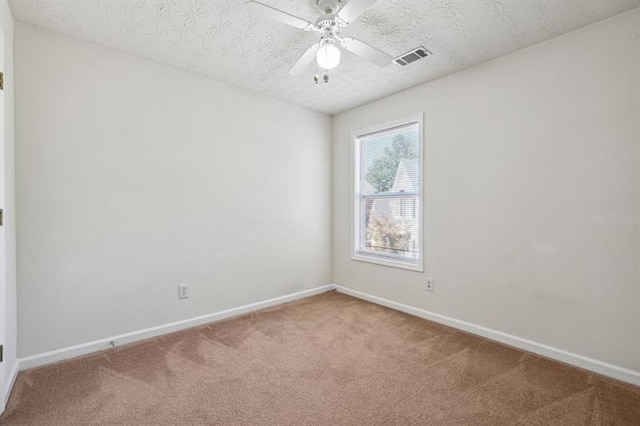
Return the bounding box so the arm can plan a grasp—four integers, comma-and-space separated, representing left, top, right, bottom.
1, 291, 639, 425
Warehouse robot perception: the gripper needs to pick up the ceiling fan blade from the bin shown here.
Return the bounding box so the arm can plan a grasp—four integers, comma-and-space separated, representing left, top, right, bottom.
246, 1, 313, 30
341, 38, 392, 67
337, 0, 378, 25
289, 43, 320, 75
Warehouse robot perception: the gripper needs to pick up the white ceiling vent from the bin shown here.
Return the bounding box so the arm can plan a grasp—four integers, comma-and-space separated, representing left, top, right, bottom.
393, 47, 432, 67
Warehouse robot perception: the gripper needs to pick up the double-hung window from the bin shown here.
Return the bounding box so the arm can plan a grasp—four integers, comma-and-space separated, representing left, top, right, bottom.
352, 114, 423, 271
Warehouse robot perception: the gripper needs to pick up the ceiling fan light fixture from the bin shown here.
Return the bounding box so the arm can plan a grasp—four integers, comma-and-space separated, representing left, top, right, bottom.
317, 42, 341, 69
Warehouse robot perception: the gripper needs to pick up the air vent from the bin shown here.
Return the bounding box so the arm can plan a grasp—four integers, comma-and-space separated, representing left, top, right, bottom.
393, 47, 432, 67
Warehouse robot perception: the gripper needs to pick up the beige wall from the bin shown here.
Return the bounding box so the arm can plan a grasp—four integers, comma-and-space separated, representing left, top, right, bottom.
333, 9, 640, 372
15, 24, 332, 357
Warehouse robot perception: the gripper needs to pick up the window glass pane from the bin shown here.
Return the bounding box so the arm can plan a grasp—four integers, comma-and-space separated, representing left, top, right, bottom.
360, 195, 419, 260
361, 124, 419, 194
353, 117, 422, 270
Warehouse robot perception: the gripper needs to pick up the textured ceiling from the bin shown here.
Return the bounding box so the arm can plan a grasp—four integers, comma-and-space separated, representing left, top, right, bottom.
9, 0, 640, 114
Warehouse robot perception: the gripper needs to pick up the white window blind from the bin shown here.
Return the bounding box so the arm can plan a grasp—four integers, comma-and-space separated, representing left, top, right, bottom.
353, 116, 423, 271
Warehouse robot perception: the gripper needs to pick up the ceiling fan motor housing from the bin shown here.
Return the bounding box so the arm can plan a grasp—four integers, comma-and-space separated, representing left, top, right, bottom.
315, 16, 340, 38
316, 0, 340, 15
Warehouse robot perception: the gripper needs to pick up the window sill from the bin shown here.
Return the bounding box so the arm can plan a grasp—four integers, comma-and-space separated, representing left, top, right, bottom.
351, 252, 424, 272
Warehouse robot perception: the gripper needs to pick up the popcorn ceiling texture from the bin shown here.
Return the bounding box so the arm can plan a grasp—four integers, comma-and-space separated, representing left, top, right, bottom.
8, 0, 640, 114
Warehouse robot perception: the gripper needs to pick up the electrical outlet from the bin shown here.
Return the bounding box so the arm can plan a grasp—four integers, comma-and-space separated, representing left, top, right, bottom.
178, 284, 190, 299
425, 278, 435, 292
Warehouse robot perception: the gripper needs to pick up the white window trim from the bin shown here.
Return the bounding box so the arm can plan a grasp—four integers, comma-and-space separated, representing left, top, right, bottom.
351, 113, 424, 272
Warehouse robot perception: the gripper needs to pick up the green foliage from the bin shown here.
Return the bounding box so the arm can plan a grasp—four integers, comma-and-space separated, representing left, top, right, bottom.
365, 134, 417, 192
365, 156, 396, 193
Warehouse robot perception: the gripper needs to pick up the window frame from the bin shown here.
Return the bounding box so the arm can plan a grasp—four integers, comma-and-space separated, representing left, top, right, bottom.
351, 113, 424, 272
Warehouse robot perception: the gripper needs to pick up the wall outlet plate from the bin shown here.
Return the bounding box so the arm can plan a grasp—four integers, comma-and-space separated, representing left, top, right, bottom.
425, 278, 434, 292
178, 284, 190, 299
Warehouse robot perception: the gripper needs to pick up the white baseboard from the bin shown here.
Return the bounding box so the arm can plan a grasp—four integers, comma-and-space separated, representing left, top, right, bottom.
334, 284, 640, 387
16, 283, 640, 388
2, 360, 19, 413
19, 285, 335, 371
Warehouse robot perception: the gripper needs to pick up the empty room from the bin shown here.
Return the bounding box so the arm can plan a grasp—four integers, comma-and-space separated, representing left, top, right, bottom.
0, 0, 639, 424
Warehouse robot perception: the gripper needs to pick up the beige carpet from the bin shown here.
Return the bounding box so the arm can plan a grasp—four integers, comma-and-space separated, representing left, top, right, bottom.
1, 291, 639, 425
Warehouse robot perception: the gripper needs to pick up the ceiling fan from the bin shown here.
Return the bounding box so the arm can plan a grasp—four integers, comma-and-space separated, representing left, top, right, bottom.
246, 0, 393, 82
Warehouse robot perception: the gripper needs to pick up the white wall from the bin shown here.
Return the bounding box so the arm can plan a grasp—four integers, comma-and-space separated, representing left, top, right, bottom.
0, 0, 16, 412
333, 9, 640, 372
15, 24, 331, 357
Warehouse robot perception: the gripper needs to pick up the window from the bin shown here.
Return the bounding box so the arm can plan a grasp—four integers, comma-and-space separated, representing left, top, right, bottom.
352, 114, 423, 271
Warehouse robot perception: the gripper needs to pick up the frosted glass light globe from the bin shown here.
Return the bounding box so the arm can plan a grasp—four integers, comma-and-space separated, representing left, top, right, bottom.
316, 43, 341, 69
